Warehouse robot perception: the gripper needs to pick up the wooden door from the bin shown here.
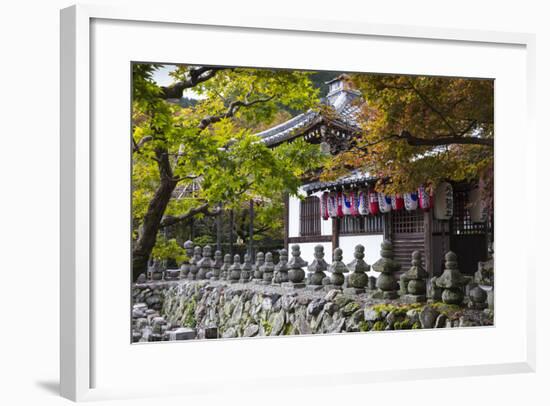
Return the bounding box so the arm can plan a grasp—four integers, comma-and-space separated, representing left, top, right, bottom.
391, 209, 426, 273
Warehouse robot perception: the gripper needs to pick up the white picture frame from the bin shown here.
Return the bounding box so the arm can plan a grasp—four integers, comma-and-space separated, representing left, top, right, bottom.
60, 4, 536, 402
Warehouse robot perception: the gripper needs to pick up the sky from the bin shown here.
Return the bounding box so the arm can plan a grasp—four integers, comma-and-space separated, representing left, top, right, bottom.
151, 64, 204, 99
151, 64, 177, 86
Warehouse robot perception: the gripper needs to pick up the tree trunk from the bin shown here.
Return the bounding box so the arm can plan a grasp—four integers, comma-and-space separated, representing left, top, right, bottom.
132, 148, 178, 281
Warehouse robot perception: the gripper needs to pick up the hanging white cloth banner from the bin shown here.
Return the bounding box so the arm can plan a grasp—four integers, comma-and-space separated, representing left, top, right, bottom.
418, 185, 433, 211
358, 190, 370, 215
404, 192, 419, 211
378, 192, 392, 213
349, 191, 360, 216
433, 182, 454, 220
342, 191, 352, 215
327, 192, 338, 218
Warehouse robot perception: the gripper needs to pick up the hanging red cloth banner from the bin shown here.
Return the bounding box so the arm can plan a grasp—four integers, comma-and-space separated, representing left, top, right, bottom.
336, 191, 344, 217
320, 191, 329, 220
358, 190, 370, 215
404, 192, 419, 211
327, 192, 338, 218
368, 190, 379, 215
391, 194, 404, 210
378, 192, 392, 213
418, 185, 432, 211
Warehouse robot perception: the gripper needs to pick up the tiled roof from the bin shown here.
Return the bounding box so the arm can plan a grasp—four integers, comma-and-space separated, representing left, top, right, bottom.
302, 170, 377, 193
257, 79, 363, 146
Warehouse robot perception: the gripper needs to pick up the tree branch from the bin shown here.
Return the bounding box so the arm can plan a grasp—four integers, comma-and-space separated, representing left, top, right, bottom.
132, 135, 153, 153
398, 130, 493, 147
198, 94, 275, 130
406, 79, 459, 137
160, 67, 224, 100
159, 203, 221, 228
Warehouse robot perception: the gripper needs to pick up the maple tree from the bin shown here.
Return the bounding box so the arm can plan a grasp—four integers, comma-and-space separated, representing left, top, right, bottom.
322, 74, 494, 201
132, 64, 324, 280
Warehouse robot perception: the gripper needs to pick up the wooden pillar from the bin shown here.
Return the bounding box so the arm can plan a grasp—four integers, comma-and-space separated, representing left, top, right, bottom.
331, 217, 339, 251
424, 210, 433, 277
283, 193, 289, 251
229, 209, 234, 257
248, 199, 254, 261
190, 218, 195, 240
383, 213, 392, 241
216, 203, 222, 253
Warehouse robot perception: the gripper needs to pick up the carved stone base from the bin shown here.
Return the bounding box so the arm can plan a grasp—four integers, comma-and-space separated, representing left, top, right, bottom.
382, 290, 399, 300
403, 294, 426, 303
306, 284, 324, 291
343, 287, 365, 295
281, 282, 306, 289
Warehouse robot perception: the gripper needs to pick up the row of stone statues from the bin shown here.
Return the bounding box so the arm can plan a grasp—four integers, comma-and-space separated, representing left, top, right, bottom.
143, 240, 487, 308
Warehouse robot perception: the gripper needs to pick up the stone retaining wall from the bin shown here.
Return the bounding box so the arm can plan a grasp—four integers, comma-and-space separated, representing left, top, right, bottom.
132, 280, 493, 342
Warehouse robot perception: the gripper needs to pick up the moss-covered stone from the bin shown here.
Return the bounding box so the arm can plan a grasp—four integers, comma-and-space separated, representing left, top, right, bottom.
342, 301, 361, 316
372, 321, 386, 331
359, 321, 370, 332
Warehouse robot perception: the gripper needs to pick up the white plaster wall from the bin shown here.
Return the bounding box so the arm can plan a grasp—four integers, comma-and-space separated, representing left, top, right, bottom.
288, 189, 332, 238
288, 194, 301, 238
292, 241, 332, 272
339, 234, 383, 277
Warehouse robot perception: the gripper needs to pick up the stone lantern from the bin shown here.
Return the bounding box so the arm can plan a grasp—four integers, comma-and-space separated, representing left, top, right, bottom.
188, 246, 202, 280
345, 245, 370, 294
196, 245, 213, 280
435, 251, 467, 305
287, 244, 308, 288
273, 249, 289, 284
240, 253, 252, 283
220, 254, 232, 280
229, 254, 242, 283
401, 251, 427, 303
372, 240, 400, 299
252, 251, 265, 282
328, 247, 349, 288
307, 245, 328, 290
211, 250, 223, 280
260, 252, 275, 285
179, 240, 194, 279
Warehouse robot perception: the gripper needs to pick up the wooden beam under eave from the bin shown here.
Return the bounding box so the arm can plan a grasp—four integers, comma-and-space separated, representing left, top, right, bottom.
283, 193, 289, 251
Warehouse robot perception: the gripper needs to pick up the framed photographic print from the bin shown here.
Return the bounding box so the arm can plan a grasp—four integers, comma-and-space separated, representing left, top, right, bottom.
60, 4, 536, 402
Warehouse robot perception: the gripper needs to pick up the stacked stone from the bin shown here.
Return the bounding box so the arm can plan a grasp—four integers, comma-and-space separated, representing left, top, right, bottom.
435, 251, 467, 305
220, 254, 232, 280
273, 249, 289, 284
179, 240, 194, 279
211, 250, 223, 280
468, 284, 488, 310
188, 246, 202, 280
287, 244, 307, 288
164, 256, 181, 281
327, 247, 349, 288
260, 252, 275, 285
372, 240, 400, 299
307, 245, 328, 290
400, 251, 428, 303
150, 259, 164, 281
229, 254, 242, 283
252, 252, 265, 282
345, 244, 370, 294
196, 245, 213, 280
240, 254, 253, 283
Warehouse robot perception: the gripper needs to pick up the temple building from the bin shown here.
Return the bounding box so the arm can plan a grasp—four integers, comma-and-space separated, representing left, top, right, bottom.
256, 75, 492, 278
